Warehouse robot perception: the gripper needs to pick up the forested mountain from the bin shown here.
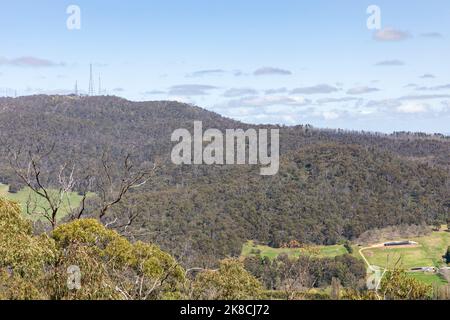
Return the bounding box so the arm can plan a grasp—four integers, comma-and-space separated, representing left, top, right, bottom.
0, 95, 449, 267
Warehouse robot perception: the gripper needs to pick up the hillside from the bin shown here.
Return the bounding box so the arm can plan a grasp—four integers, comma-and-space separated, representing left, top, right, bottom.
0, 95, 448, 267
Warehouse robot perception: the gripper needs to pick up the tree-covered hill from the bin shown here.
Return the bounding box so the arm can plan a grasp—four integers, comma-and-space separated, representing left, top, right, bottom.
0, 95, 448, 267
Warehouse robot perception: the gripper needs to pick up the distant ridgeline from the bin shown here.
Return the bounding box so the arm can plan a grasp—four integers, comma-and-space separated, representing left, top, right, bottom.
0, 95, 448, 267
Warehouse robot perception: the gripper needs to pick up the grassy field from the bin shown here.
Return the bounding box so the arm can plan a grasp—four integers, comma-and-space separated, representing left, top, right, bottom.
241, 241, 348, 259
242, 233, 450, 287
0, 183, 89, 222
360, 231, 450, 269
408, 272, 448, 286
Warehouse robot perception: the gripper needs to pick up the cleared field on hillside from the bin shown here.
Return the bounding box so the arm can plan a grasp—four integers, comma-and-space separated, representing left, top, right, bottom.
361, 231, 450, 269
243, 234, 450, 287
0, 183, 89, 221
241, 241, 348, 259
408, 272, 448, 286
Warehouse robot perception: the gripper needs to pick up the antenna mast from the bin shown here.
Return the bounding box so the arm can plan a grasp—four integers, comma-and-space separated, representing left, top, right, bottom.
98, 74, 102, 95
88, 64, 94, 96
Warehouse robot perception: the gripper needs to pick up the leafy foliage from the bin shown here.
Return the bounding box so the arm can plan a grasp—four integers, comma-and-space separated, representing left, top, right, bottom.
243, 253, 366, 292
380, 269, 432, 300
0, 198, 56, 299
0, 198, 185, 300
191, 259, 262, 300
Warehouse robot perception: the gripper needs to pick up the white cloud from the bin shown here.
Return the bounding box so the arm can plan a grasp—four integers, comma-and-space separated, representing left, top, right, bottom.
396, 102, 429, 113
316, 97, 361, 104
322, 111, 340, 120
233, 95, 311, 107
264, 88, 287, 95
399, 94, 450, 100
186, 69, 226, 77
0, 56, 65, 67
223, 88, 258, 97
416, 84, 450, 91
374, 60, 405, 66
374, 27, 411, 41
291, 84, 339, 95
420, 32, 443, 38
253, 67, 292, 76
168, 84, 218, 96
346, 86, 380, 95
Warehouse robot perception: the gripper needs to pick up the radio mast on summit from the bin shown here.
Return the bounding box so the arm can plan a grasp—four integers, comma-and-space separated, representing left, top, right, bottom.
88, 64, 94, 96
98, 74, 102, 96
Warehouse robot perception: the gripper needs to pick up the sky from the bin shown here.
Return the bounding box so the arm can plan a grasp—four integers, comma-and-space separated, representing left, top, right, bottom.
1, 0, 449, 133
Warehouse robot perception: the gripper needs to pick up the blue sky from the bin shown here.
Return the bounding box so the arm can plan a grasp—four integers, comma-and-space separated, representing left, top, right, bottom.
1, 0, 449, 133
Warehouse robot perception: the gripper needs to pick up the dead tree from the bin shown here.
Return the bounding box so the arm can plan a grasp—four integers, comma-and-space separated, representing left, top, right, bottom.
4, 142, 78, 229
2, 140, 155, 229
95, 151, 155, 220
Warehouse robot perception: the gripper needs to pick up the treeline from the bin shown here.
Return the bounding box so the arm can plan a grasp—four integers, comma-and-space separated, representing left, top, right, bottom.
0, 198, 262, 300
0, 198, 438, 300
243, 253, 366, 293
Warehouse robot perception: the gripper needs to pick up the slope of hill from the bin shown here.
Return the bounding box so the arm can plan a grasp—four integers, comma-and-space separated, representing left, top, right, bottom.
0, 95, 448, 267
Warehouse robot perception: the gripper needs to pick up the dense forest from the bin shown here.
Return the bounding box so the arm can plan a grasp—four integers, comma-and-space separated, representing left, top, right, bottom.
0, 95, 448, 268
